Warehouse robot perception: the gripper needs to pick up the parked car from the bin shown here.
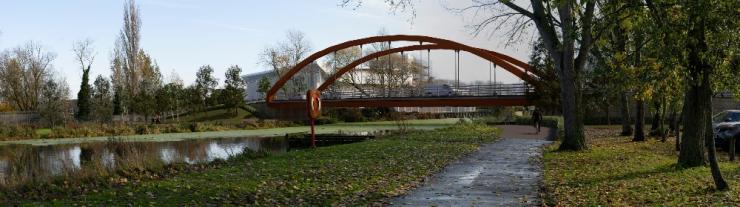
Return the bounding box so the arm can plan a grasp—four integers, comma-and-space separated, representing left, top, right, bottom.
713, 110, 740, 151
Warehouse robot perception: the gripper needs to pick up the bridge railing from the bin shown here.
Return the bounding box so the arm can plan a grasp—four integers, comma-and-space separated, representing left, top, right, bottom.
314, 83, 533, 100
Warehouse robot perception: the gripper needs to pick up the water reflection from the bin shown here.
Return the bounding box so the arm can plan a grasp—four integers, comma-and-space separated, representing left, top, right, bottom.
0, 137, 288, 187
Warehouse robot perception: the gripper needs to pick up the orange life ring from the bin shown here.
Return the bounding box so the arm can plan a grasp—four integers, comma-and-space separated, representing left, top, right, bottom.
306, 89, 321, 119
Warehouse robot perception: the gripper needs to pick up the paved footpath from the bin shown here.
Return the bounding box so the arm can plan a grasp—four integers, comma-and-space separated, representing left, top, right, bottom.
391, 125, 553, 207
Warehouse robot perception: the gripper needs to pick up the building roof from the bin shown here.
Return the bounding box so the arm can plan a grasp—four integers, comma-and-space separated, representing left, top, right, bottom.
243, 70, 274, 79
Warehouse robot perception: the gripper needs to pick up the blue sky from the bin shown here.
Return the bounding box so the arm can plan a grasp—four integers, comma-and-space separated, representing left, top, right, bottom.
0, 0, 535, 96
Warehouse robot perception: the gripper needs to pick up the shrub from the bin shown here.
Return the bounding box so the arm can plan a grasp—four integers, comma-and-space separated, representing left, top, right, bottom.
161, 124, 185, 133
315, 117, 338, 125
147, 125, 161, 134
106, 125, 135, 136
240, 118, 260, 129
361, 107, 392, 120
187, 123, 204, 132
414, 112, 438, 120
336, 108, 366, 122
135, 125, 149, 135
0, 125, 39, 140
202, 123, 228, 132
48, 127, 75, 138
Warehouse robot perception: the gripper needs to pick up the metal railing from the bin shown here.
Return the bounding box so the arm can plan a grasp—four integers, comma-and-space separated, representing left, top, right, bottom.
315, 83, 533, 100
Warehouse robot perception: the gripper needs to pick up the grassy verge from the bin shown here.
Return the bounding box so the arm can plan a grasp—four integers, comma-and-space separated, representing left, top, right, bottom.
0, 118, 460, 146
542, 126, 740, 206
7, 123, 500, 206
166, 107, 253, 125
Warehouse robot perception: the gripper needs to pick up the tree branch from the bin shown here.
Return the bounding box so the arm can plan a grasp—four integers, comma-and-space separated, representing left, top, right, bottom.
575, 1, 596, 71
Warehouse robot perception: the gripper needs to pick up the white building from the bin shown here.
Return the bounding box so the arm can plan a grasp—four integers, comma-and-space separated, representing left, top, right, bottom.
243, 62, 326, 102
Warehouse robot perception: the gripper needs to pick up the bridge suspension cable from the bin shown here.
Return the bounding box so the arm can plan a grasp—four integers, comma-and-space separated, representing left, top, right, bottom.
455, 50, 460, 88
489, 61, 492, 85
352, 45, 360, 84
427, 49, 431, 83
524, 60, 529, 93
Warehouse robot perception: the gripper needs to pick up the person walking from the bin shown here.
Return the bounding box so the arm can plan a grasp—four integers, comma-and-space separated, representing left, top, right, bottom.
532, 108, 542, 133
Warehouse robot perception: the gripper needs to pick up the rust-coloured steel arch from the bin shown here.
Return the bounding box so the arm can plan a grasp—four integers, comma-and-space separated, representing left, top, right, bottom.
317, 44, 539, 91
265, 35, 537, 105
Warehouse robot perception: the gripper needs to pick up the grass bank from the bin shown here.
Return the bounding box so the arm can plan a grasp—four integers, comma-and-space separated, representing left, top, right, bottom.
0, 118, 459, 146
542, 126, 740, 206
6, 122, 500, 206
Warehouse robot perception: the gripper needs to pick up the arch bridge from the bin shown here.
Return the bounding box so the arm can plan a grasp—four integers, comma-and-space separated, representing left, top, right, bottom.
265, 35, 542, 109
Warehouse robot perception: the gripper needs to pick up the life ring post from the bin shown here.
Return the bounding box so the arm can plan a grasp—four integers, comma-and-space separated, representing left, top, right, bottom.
306, 89, 322, 148
310, 118, 316, 148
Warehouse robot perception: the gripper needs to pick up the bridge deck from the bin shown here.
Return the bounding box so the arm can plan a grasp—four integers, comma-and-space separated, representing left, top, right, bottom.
268, 96, 531, 108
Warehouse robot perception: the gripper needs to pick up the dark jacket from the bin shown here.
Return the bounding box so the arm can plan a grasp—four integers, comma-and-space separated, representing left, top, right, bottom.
532, 110, 542, 122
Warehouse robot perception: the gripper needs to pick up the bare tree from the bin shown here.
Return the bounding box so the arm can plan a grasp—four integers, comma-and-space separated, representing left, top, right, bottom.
110, 40, 125, 91
340, 0, 417, 22
0, 42, 56, 111
260, 30, 313, 98
113, 0, 143, 118
324, 46, 364, 96
361, 29, 421, 98
73, 39, 96, 70
168, 69, 184, 86
367, 52, 420, 97
109, 40, 125, 116
109, 0, 161, 122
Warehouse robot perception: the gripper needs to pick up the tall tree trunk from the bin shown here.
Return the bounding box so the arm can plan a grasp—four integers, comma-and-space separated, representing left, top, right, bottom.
679, 0, 707, 168
615, 22, 632, 136
620, 93, 633, 136
678, 3, 728, 191
555, 3, 586, 151
660, 97, 668, 142
679, 85, 706, 167
650, 100, 661, 135
606, 102, 611, 125
730, 138, 736, 161
694, 24, 727, 188
668, 106, 677, 133
633, 100, 646, 141
703, 76, 728, 190
525, 0, 589, 151
676, 111, 682, 151
632, 30, 645, 142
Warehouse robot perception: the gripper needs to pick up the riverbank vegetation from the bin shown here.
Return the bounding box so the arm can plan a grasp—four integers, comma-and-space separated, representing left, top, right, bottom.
542, 126, 740, 206
3, 122, 499, 206
0, 119, 459, 146
0, 119, 299, 141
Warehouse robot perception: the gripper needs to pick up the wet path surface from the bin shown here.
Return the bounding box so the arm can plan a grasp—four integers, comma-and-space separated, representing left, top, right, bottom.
391, 125, 553, 207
